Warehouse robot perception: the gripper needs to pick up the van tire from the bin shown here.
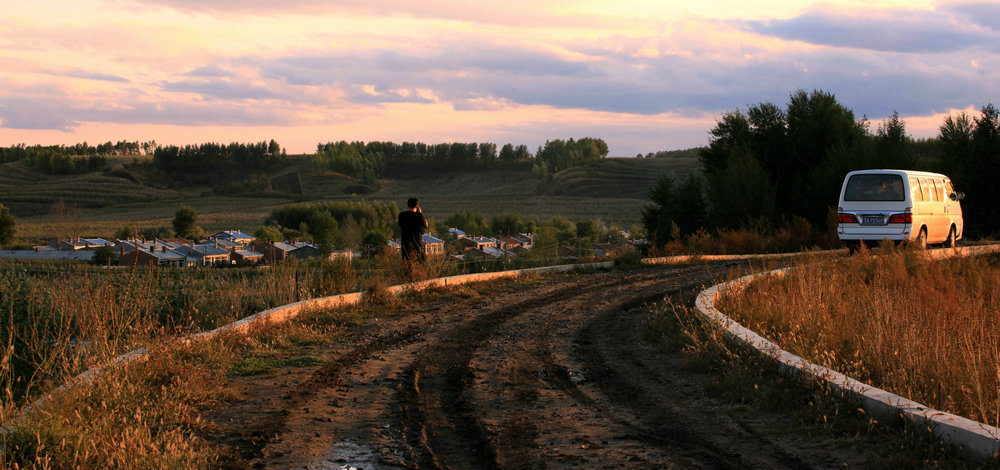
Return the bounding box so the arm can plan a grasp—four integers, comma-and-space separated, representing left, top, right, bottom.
943, 226, 957, 248
914, 228, 927, 250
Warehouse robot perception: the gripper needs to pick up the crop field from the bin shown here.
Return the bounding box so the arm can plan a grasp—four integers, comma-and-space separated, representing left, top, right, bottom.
717, 246, 1000, 429
0, 160, 181, 217
539, 157, 699, 199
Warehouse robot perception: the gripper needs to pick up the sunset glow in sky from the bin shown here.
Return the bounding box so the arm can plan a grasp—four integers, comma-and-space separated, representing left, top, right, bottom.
0, 0, 996, 156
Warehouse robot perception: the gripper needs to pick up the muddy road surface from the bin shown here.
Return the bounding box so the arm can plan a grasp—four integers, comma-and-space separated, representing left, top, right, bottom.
207, 263, 869, 469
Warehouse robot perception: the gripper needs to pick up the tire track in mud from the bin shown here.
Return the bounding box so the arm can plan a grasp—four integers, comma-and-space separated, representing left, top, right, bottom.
209, 261, 871, 469
213, 270, 643, 468
398, 263, 734, 469
466, 264, 736, 468
393, 273, 652, 468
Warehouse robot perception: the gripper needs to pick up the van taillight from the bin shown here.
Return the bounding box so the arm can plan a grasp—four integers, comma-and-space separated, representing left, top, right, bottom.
837, 213, 858, 224
887, 213, 912, 224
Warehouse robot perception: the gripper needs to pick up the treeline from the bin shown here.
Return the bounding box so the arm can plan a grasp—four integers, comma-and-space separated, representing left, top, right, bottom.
311, 140, 534, 179
153, 140, 284, 172
637, 148, 703, 159
643, 89, 1000, 247
311, 137, 609, 181
0, 141, 156, 174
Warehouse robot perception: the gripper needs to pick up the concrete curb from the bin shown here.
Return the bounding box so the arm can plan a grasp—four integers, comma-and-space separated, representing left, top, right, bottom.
694, 245, 1000, 462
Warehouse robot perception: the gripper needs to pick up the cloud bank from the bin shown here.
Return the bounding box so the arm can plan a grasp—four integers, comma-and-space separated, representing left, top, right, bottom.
0, 1, 996, 155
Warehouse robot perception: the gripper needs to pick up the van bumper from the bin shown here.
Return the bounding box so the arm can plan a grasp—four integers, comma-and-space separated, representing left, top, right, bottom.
838, 224, 911, 242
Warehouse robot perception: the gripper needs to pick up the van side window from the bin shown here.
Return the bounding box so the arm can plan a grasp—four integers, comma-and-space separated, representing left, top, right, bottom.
945, 180, 956, 198
934, 180, 945, 201
909, 177, 923, 201
918, 178, 931, 201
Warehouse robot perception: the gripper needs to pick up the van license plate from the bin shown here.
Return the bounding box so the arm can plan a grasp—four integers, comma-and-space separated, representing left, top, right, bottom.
863, 216, 883, 225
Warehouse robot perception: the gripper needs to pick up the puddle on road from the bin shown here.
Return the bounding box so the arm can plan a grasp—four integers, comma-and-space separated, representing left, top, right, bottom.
311, 440, 395, 470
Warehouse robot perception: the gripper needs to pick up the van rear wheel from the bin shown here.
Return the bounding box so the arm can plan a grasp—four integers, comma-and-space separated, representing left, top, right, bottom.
943, 226, 957, 248
914, 228, 927, 250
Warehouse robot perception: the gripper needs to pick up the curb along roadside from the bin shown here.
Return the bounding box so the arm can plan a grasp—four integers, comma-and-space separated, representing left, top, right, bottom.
694, 245, 1000, 462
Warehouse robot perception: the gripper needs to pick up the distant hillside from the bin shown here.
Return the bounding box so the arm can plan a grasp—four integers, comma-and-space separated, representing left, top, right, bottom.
0, 160, 180, 216
4, 152, 704, 239
540, 157, 701, 198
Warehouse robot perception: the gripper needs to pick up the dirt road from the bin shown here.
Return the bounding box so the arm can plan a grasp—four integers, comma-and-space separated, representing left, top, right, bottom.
206, 262, 870, 469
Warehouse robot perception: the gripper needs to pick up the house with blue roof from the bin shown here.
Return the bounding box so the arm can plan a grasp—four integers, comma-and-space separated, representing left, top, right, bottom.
209, 230, 256, 247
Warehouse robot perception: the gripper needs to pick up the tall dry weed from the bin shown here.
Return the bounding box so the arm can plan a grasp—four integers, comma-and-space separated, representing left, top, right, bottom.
719, 247, 1000, 427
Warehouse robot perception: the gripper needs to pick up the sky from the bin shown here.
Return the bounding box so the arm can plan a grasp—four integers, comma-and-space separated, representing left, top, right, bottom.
0, 0, 996, 157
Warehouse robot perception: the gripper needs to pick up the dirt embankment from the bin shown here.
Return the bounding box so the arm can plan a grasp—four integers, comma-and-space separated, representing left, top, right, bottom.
205, 263, 871, 469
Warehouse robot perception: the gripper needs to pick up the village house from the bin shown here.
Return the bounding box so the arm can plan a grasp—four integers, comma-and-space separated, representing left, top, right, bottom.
513, 233, 535, 248
591, 243, 621, 258
205, 238, 241, 251
388, 234, 445, 256
116, 239, 234, 267
254, 241, 314, 263
423, 234, 445, 255
119, 243, 187, 267
231, 248, 264, 264
287, 244, 354, 262
558, 245, 578, 261
470, 246, 510, 258
457, 236, 497, 251
208, 230, 256, 248
174, 244, 232, 266
55, 237, 113, 251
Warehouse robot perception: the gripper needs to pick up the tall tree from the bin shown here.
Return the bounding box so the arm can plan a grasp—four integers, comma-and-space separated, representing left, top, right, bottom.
0, 203, 15, 245
307, 211, 340, 256
172, 205, 200, 240
640, 173, 677, 246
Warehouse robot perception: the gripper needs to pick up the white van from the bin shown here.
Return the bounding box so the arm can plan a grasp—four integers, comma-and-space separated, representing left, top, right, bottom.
837, 169, 964, 249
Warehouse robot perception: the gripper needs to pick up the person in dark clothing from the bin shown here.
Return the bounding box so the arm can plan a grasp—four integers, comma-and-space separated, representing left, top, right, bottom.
398, 197, 428, 264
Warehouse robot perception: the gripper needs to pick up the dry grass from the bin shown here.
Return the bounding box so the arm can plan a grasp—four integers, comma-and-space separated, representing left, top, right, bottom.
0, 297, 372, 468
0, 264, 516, 467
718, 245, 1000, 428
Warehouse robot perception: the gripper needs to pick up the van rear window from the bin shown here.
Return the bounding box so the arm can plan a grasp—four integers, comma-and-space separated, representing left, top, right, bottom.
844, 174, 905, 201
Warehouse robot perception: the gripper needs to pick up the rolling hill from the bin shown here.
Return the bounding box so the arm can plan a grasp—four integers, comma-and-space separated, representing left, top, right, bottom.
1, 154, 702, 241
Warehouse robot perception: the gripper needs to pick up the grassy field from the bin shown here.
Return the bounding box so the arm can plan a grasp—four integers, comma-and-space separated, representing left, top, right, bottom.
717, 246, 1000, 430
3, 155, 699, 242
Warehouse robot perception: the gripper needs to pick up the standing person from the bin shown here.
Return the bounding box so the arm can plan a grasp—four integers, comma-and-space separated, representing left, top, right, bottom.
398, 197, 428, 265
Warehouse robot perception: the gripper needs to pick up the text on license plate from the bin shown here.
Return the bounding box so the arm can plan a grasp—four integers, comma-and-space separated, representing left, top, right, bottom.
863, 216, 883, 225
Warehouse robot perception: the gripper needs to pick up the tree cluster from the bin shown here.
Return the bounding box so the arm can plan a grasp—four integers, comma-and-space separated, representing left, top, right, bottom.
264, 201, 398, 255
0, 141, 161, 174
636, 148, 703, 159
311, 140, 534, 179
153, 140, 283, 172
23, 151, 106, 175
0, 140, 155, 164
640, 173, 706, 245
937, 103, 1000, 237
534, 137, 609, 175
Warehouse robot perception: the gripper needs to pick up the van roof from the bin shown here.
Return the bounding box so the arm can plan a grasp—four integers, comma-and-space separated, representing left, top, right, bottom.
845, 169, 950, 179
